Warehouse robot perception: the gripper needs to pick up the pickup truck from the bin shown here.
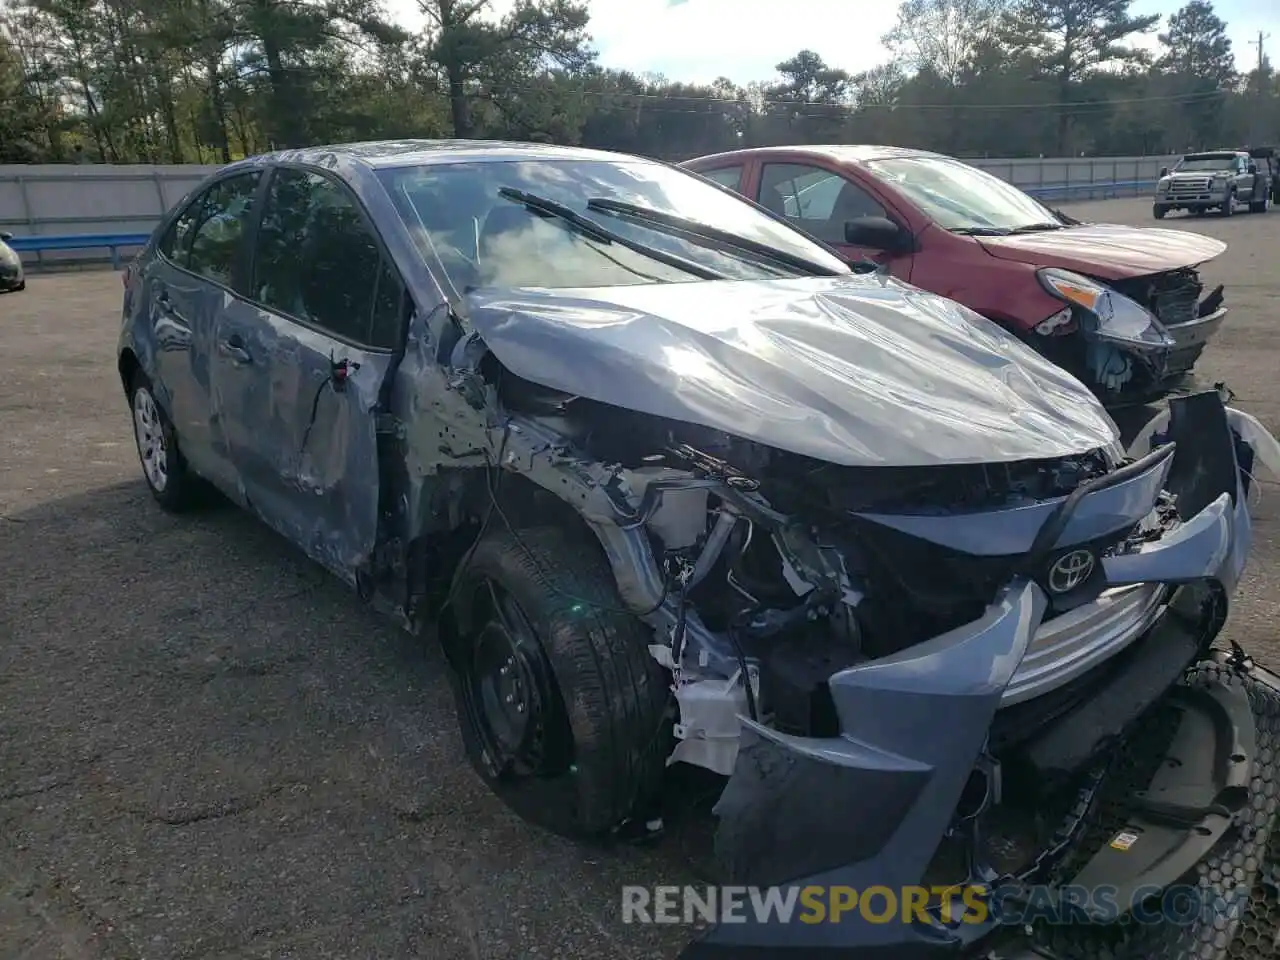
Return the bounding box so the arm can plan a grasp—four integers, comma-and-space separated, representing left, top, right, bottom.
1153, 149, 1272, 218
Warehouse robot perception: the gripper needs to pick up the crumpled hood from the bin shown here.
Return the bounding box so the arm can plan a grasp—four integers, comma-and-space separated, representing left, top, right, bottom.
976, 222, 1226, 279
464, 275, 1120, 467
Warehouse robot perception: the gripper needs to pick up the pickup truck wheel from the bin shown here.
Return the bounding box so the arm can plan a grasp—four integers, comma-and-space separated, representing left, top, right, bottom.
129, 371, 198, 512
1250, 190, 1270, 214
446, 523, 670, 839
1221, 190, 1237, 217
1152, 205, 1166, 220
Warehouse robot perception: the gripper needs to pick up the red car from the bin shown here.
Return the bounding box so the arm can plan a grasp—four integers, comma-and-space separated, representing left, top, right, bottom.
682, 146, 1228, 407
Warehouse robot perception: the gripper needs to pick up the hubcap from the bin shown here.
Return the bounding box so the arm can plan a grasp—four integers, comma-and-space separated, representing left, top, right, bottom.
460, 580, 571, 780
132, 388, 168, 492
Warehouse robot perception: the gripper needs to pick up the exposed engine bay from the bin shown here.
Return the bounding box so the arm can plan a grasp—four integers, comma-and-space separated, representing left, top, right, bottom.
496, 365, 1184, 775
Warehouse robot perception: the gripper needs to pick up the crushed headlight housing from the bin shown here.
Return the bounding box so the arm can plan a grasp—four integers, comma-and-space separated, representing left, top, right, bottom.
1037, 267, 1175, 348
1034, 307, 1074, 336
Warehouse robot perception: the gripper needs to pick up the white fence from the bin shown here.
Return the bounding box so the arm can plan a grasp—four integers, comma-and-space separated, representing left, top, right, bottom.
0, 154, 1179, 266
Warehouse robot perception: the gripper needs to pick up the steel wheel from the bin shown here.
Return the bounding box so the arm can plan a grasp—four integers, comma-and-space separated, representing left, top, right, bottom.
457, 578, 574, 782
132, 385, 169, 494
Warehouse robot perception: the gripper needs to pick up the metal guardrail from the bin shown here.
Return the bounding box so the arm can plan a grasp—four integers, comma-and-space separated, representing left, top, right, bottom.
6, 232, 150, 270
1024, 179, 1158, 199
2, 178, 1159, 272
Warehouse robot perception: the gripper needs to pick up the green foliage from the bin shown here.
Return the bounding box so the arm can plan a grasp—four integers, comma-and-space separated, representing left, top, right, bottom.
0, 0, 1275, 164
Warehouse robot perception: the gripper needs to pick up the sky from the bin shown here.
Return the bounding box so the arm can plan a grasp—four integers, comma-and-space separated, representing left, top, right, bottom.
384, 0, 1278, 86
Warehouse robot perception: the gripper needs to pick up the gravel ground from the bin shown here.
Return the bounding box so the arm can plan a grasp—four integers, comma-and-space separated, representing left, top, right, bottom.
2, 196, 1279, 959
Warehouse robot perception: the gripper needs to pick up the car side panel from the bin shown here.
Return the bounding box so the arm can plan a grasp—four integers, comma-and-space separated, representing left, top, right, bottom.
139, 255, 243, 495
209, 301, 393, 582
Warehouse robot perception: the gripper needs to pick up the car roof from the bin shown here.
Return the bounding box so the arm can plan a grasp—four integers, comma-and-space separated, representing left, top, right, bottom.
1182, 150, 1244, 160
687, 144, 950, 166
223, 139, 648, 173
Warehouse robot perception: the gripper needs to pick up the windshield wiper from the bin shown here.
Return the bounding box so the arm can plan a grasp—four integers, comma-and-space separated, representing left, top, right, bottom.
1008, 222, 1065, 234
496, 188, 724, 280
584, 197, 845, 277
950, 226, 1011, 236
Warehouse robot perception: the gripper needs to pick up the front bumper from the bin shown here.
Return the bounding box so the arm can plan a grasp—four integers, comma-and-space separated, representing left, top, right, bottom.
1163, 307, 1227, 378
680, 394, 1280, 957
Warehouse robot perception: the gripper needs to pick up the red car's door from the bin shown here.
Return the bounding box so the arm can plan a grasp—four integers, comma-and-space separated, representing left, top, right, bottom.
745, 158, 916, 281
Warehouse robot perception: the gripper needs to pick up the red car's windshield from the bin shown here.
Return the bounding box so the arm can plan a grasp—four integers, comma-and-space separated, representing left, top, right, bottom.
867, 155, 1061, 233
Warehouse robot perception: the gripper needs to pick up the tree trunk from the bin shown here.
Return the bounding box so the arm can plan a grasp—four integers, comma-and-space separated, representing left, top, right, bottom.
447, 63, 470, 136
207, 57, 232, 162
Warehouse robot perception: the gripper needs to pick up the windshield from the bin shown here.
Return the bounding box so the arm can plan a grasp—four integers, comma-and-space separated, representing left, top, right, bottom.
865, 155, 1061, 233
1175, 156, 1236, 172
376, 158, 850, 294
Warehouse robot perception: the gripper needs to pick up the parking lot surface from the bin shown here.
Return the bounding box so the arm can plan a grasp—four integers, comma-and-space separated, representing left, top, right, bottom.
3, 196, 1280, 959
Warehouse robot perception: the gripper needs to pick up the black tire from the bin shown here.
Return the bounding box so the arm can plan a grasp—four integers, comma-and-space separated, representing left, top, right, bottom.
127, 370, 199, 512
444, 523, 670, 839
1250, 189, 1270, 214
1153, 205, 1167, 220
1221, 191, 1236, 217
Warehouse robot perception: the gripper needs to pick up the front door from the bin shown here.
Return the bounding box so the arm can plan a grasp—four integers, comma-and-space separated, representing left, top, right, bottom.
210, 165, 405, 582
755, 162, 914, 280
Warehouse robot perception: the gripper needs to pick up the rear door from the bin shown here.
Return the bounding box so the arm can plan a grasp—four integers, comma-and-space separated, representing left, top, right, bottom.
755, 161, 914, 280
146, 170, 262, 496
211, 165, 405, 582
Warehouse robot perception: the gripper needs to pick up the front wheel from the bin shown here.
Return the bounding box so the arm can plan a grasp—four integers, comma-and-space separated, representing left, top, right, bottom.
1152, 204, 1167, 220
444, 523, 670, 839
1221, 191, 1237, 217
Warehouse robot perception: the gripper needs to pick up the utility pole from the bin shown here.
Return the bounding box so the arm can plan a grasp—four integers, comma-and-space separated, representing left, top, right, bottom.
1249, 31, 1269, 72
1247, 31, 1270, 145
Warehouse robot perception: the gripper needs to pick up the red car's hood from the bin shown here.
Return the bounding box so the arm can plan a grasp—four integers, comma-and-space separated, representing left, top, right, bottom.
976, 222, 1226, 279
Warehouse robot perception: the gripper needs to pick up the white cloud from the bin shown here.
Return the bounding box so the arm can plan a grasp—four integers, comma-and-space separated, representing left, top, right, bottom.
385, 0, 1264, 85
386, 0, 900, 85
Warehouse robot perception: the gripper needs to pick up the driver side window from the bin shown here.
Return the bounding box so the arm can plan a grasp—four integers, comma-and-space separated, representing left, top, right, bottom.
757, 163, 886, 245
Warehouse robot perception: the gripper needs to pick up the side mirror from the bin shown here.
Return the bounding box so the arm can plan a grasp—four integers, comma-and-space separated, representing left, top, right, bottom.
0, 231, 12, 242
1249, 162, 1258, 174
1159, 166, 1169, 177
844, 216, 908, 252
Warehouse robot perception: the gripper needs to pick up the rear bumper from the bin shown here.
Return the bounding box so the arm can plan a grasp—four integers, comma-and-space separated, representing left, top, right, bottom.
679, 397, 1280, 956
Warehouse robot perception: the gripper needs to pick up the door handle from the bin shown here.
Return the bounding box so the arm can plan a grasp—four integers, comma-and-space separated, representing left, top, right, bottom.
218, 335, 252, 364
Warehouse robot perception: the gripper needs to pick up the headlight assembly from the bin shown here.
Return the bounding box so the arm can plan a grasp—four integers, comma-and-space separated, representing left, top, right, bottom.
1037, 268, 1175, 348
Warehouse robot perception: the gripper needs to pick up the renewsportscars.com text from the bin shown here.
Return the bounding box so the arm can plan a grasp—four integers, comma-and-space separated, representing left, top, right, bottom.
620, 884, 1253, 926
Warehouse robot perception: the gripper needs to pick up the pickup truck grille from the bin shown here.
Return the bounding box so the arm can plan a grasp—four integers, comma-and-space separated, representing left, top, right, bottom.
1168, 177, 1213, 196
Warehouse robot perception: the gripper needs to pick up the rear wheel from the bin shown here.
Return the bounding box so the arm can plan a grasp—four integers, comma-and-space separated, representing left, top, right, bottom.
444, 523, 670, 839
1250, 189, 1270, 214
129, 371, 198, 512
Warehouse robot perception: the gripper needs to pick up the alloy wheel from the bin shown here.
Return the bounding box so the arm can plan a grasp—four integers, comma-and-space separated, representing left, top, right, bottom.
132, 387, 168, 493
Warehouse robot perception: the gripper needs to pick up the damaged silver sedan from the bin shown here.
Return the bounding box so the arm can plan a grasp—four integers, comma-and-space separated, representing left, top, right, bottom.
118, 140, 1280, 959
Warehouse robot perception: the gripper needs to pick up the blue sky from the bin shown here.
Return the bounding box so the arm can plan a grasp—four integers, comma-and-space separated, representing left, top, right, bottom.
387, 0, 1278, 86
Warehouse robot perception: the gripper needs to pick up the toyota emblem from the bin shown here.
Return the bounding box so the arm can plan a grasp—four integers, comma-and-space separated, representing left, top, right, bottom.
1047, 549, 1096, 594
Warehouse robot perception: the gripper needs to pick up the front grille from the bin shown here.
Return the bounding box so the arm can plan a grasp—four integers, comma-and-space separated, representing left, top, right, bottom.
1168, 177, 1213, 195
1111, 268, 1205, 328
1151, 280, 1200, 327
